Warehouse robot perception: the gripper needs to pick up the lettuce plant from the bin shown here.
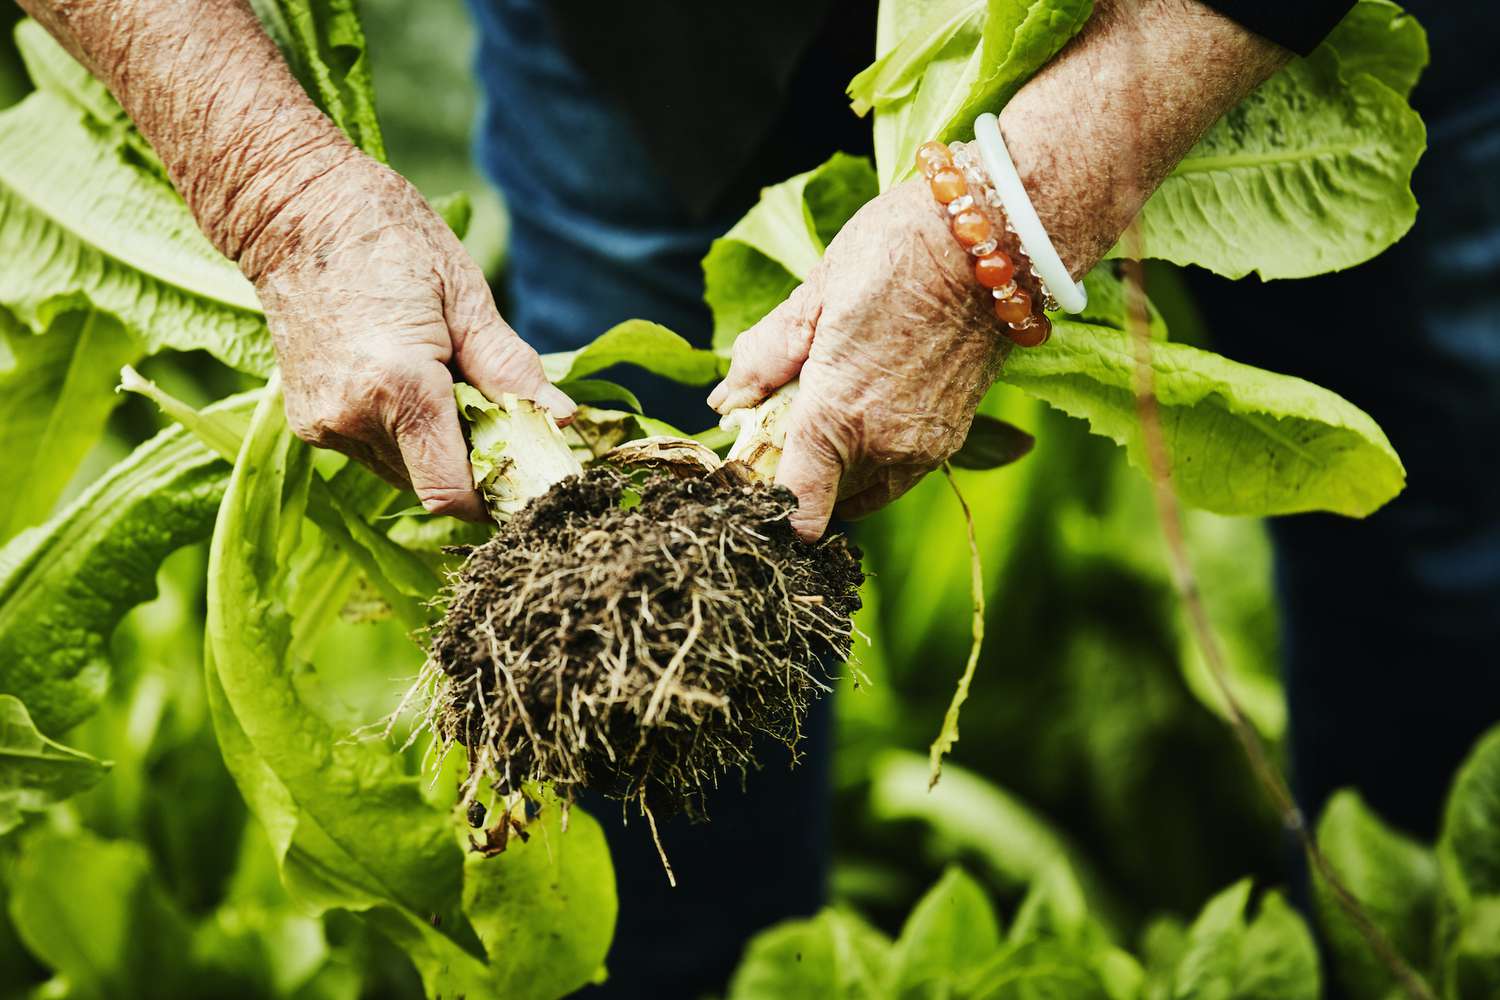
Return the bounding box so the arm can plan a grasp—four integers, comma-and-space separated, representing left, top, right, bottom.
728, 722, 1500, 1000
0, 0, 1432, 996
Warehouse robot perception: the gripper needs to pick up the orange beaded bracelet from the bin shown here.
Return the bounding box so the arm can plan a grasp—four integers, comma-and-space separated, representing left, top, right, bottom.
916, 140, 1050, 348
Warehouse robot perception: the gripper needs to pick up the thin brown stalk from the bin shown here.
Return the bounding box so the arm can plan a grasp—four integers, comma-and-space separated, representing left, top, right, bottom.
927, 464, 987, 788
1119, 248, 1433, 1000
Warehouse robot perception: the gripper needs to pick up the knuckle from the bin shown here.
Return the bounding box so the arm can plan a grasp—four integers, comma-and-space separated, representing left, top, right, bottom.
418, 484, 476, 517
469, 326, 545, 389
286, 397, 361, 448
373, 367, 448, 435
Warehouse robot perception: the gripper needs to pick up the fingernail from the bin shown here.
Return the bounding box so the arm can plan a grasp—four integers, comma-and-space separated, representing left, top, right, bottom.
537, 383, 577, 425
706, 380, 728, 411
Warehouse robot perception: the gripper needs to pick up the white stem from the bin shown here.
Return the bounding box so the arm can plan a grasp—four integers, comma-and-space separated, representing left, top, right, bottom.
721, 381, 798, 483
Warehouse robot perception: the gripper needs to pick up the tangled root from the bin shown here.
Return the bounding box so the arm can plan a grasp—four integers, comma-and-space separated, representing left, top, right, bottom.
413, 466, 864, 825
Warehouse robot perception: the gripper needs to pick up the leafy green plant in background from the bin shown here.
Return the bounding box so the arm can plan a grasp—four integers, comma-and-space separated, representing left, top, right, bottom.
732, 721, 1500, 1000
0, 0, 1446, 997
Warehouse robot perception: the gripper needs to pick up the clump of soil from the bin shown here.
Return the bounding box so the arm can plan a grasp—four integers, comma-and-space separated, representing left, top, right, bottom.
417, 465, 863, 829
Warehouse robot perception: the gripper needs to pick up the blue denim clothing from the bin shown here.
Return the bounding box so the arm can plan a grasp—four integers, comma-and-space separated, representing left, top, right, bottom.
464, 0, 734, 430
466, 2, 845, 996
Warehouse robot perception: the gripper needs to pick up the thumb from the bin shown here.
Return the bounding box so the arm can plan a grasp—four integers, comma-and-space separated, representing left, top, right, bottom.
447, 271, 575, 424
775, 394, 847, 542
708, 270, 822, 414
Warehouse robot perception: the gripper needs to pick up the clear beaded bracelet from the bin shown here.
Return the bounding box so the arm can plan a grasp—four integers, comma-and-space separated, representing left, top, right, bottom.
916, 139, 1052, 347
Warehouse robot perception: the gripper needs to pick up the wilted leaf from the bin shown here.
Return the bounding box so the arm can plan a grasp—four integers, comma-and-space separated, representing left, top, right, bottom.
949, 415, 1034, 470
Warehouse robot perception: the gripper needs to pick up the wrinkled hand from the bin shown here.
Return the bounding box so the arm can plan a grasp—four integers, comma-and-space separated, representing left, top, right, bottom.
708, 178, 1006, 540
249, 153, 573, 520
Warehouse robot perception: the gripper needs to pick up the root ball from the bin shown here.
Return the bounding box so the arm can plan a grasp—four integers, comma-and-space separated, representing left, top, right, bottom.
421, 466, 863, 819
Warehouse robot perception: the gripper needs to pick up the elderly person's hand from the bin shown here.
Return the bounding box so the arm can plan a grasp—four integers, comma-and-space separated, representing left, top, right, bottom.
708, 178, 1006, 540
706, 0, 1291, 541
18, 0, 573, 523
248, 153, 574, 521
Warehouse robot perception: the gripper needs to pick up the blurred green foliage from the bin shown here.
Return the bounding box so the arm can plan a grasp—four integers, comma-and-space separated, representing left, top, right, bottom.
834, 387, 1285, 932
360, 0, 507, 277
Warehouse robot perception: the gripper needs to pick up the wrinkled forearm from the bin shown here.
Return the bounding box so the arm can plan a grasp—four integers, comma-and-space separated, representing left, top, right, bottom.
1000, 0, 1289, 277
17, 0, 356, 276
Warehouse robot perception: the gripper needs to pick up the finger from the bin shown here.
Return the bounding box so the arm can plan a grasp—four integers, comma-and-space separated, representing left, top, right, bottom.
446, 269, 576, 425
708, 270, 822, 413
775, 400, 846, 542
391, 365, 489, 522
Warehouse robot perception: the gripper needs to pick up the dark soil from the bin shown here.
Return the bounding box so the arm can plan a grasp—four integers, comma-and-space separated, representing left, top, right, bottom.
422, 465, 863, 823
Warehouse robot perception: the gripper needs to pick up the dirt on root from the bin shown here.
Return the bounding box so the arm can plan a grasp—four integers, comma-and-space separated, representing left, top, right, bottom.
421, 465, 864, 823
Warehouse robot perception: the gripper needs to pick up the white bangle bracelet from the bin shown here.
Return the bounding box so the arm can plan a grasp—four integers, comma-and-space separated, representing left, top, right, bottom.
972, 112, 1087, 315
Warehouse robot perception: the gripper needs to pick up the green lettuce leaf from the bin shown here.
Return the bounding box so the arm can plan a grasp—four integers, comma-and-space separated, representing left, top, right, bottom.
1168, 880, 1320, 1000
0, 694, 109, 835
1005, 865, 1144, 1000
557, 378, 644, 413
0, 392, 256, 736
16, 20, 121, 130
458, 804, 617, 1000
728, 908, 894, 1000
13, 19, 168, 179
1439, 724, 1500, 907
853, 0, 1091, 190
889, 866, 1002, 998
269, 0, 386, 161
996, 321, 1405, 516
0, 307, 141, 541
8, 829, 200, 997
1313, 790, 1438, 998
542, 319, 727, 387
0, 90, 272, 374
958, 939, 1114, 1000
1110, 1, 1426, 279
206, 383, 615, 998
868, 750, 1116, 922
120, 368, 438, 627
1325, 0, 1428, 98
703, 154, 878, 348
1446, 897, 1500, 1000
206, 385, 472, 940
